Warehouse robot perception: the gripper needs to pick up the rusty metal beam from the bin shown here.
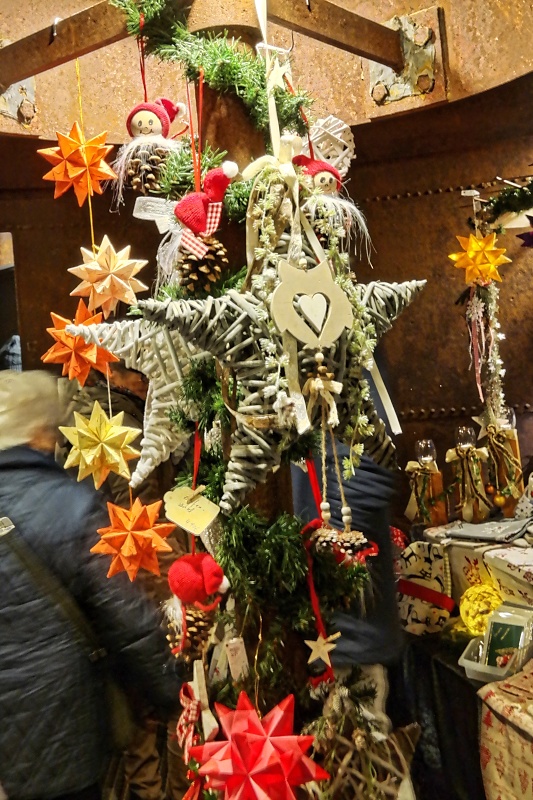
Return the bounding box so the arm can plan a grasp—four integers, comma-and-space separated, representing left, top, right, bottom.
0, 2, 128, 94
0, 0, 404, 95
267, 0, 404, 72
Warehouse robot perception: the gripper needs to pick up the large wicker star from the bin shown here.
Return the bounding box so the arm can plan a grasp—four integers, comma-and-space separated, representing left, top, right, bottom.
41, 299, 119, 386
68, 234, 149, 318
189, 692, 329, 800
59, 400, 140, 489
37, 122, 116, 207
91, 497, 175, 581
448, 232, 511, 284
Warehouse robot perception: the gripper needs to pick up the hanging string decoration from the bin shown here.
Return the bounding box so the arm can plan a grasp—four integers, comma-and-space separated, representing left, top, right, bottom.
91, 497, 176, 580
41, 300, 119, 386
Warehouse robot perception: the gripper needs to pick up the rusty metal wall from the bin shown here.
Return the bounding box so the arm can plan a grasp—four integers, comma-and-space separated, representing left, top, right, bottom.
2, 0, 533, 136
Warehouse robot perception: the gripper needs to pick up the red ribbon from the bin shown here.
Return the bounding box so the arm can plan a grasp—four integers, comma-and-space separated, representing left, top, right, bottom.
305, 456, 322, 516
176, 682, 201, 763
137, 13, 148, 103
284, 74, 314, 160
183, 775, 203, 800
397, 578, 455, 613
301, 518, 335, 684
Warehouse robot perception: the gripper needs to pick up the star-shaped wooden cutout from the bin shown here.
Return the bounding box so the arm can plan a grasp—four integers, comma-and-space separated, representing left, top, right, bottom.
41, 299, 119, 386
69, 234, 149, 319
59, 400, 140, 489
37, 121, 116, 207
70, 278, 424, 512
304, 631, 341, 667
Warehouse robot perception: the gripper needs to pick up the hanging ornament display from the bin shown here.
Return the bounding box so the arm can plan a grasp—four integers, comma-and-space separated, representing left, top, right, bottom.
170, 162, 238, 293
59, 400, 141, 489
41, 299, 119, 386
37, 122, 116, 206
68, 234, 149, 318
91, 497, 176, 580
164, 552, 229, 653
189, 691, 329, 800
448, 233, 511, 285
299, 114, 356, 179
112, 97, 187, 207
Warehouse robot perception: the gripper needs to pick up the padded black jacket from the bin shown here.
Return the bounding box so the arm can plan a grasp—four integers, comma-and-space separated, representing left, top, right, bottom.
0, 446, 180, 800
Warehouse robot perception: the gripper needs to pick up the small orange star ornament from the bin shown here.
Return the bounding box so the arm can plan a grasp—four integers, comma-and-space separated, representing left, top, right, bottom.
91, 498, 175, 581
41, 299, 119, 386
448, 232, 511, 284
37, 121, 117, 207
69, 235, 148, 318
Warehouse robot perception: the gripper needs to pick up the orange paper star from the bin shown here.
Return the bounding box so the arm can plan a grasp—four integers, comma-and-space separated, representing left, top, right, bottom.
68, 235, 148, 318
37, 121, 117, 207
91, 498, 175, 580
448, 232, 511, 285
41, 299, 119, 386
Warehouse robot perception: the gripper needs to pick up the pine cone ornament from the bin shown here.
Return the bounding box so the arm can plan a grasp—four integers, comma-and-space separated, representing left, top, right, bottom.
311, 526, 368, 559
178, 236, 228, 294
127, 146, 166, 194
166, 606, 215, 663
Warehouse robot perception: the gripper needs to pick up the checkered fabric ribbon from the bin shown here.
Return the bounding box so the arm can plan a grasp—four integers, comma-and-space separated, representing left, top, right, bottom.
180, 202, 223, 258
176, 682, 201, 763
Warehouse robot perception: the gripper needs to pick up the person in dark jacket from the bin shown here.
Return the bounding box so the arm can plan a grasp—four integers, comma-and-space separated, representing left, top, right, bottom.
0, 370, 182, 800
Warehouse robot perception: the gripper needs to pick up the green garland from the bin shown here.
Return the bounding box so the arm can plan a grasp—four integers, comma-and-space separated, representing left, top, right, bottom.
110, 0, 310, 137
468, 179, 533, 230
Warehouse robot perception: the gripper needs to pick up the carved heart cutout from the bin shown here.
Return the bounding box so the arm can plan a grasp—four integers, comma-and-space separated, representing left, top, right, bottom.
297, 293, 328, 334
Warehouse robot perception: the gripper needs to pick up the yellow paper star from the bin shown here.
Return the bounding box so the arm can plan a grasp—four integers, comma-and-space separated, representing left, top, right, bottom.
37, 121, 117, 207
68, 235, 148, 318
304, 632, 341, 667
59, 400, 140, 489
91, 498, 175, 581
448, 232, 511, 285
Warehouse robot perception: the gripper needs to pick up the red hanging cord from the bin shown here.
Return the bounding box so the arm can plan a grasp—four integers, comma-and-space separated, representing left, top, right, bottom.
137, 13, 148, 103
186, 81, 201, 193
305, 457, 323, 516
197, 68, 204, 179
284, 74, 314, 160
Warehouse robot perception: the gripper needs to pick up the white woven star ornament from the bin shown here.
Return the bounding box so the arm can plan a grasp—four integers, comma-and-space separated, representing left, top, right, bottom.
69, 234, 148, 318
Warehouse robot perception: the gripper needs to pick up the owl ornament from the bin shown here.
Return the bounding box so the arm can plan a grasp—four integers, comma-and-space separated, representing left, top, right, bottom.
112, 97, 187, 208
293, 153, 370, 260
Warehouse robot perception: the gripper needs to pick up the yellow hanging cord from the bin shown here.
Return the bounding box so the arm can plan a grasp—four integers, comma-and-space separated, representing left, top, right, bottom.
254, 612, 263, 716
75, 58, 97, 254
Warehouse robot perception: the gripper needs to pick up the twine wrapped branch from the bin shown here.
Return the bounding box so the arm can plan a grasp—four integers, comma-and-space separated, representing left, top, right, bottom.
485, 424, 523, 498
404, 460, 438, 523
446, 445, 491, 522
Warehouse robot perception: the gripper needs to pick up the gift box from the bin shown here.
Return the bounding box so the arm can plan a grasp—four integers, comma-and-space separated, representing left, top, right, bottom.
484, 547, 533, 608
478, 660, 533, 799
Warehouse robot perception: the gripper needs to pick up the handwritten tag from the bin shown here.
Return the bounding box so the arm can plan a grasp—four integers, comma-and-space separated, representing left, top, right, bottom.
225, 636, 249, 681
164, 486, 220, 536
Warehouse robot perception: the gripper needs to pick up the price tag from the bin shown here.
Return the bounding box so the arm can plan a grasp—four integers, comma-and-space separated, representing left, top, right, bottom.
164, 486, 220, 536
225, 636, 250, 681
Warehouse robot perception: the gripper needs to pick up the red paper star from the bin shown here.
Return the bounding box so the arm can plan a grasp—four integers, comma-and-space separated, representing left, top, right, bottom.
91, 498, 175, 581
37, 121, 116, 207
41, 299, 119, 386
189, 691, 329, 800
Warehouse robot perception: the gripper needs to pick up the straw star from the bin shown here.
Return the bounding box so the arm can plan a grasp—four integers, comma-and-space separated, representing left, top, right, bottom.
304, 632, 341, 667
59, 400, 140, 489
41, 299, 119, 386
37, 121, 116, 206
448, 232, 511, 284
91, 498, 175, 581
69, 234, 148, 318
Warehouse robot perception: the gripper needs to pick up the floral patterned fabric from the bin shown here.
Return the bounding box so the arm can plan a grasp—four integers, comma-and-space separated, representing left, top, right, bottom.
479, 659, 533, 799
